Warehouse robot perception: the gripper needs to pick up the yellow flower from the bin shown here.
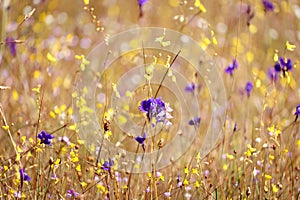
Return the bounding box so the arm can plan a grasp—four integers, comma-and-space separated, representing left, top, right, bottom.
272, 184, 279, 193
184, 166, 189, 174
286, 41, 296, 51
265, 174, 272, 180
226, 154, 235, 160
267, 125, 281, 137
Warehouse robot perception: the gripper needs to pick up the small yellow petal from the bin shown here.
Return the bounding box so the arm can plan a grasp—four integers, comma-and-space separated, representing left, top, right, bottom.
76, 164, 81, 172
194, 0, 206, 12
2, 125, 9, 131
286, 41, 296, 51
47, 52, 57, 63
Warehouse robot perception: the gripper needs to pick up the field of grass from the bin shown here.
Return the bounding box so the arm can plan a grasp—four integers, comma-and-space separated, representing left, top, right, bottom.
0, 0, 299, 199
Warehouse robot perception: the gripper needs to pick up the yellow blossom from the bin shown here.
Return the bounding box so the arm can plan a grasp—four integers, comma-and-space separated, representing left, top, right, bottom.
184, 166, 189, 174
286, 41, 296, 51
272, 184, 279, 193
194, 180, 200, 188
183, 179, 189, 186
265, 174, 272, 180
226, 154, 235, 160
194, 0, 206, 13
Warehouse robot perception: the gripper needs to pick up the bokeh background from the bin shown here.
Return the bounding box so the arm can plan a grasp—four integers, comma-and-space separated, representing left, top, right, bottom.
0, 0, 299, 199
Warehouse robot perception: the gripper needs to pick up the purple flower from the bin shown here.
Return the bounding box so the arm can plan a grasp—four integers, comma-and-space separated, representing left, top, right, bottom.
139, 98, 156, 117
138, 0, 148, 17
274, 57, 293, 77
188, 116, 201, 126
102, 158, 114, 171
225, 59, 238, 76
135, 132, 146, 150
245, 81, 253, 97
262, 0, 274, 12
38, 130, 54, 145
5, 37, 16, 56
138, 0, 148, 6
267, 67, 278, 82
294, 104, 300, 122
139, 97, 172, 126
66, 189, 79, 198
185, 83, 195, 92
19, 168, 30, 187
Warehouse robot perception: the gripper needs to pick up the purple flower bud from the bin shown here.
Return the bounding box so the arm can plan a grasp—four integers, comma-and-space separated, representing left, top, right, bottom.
245, 81, 253, 97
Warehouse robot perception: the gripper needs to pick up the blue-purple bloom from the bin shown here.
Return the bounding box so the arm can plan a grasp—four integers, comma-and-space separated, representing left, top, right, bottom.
185, 83, 195, 92
138, 0, 148, 17
5, 37, 16, 56
138, 0, 148, 6
66, 189, 79, 198
102, 158, 114, 171
19, 168, 30, 187
188, 116, 201, 126
139, 97, 172, 126
294, 104, 300, 122
274, 57, 293, 77
262, 0, 274, 12
135, 132, 146, 150
245, 81, 253, 97
38, 130, 54, 145
225, 59, 238, 76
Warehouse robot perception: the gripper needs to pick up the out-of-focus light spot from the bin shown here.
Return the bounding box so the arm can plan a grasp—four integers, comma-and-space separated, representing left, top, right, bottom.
117, 115, 127, 124
293, 5, 300, 19
255, 79, 261, 88
12, 90, 19, 101
23, 6, 33, 15
281, 1, 290, 13
108, 5, 120, 18
168, 0, 180, 7
197, 18, 209, 29
33, 70, 40, 79
216, 23, 227, 34
80, 38, 92, 49
57, 13, 68, 25
269, 29, 278, 40
246, 51, 254, 63
45, 15, 54, 25
33, 0, 42, 4
249, 24, 257, 34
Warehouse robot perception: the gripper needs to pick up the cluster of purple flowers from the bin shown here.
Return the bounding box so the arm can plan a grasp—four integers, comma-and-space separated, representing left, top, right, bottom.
139, 97, 173, 126
66, 189, 79, 198
37, 130, 54, 145
266, 57, 293, 81
274, 57, 293, 77
102, 158, 114, 171
225, 59, 238, 76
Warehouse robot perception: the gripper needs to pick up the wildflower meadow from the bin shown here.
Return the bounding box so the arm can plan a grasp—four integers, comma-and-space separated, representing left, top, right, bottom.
0, 0, 299, 199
